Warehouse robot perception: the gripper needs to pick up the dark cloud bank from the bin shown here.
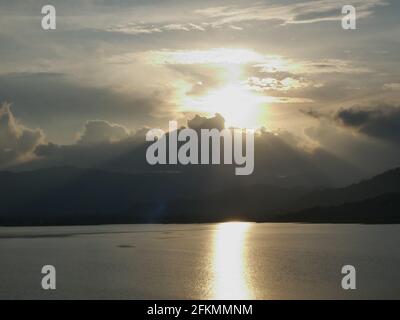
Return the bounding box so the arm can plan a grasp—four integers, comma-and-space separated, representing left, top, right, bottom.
1, 104, 400, 225
14, 109, 364, 187
336, 104, 400, 144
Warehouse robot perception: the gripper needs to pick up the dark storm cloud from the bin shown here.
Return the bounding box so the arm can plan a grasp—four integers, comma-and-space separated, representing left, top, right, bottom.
337, 109, 373, 126
336, 105, 400, 144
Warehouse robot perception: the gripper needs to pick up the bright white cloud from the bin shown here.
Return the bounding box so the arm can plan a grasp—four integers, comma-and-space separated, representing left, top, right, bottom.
77, 120, 130, 145
0, 103, 44, 168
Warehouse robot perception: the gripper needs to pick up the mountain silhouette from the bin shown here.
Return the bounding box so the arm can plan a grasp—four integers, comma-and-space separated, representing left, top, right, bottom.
0, 166, 399, 225
279, 193, 400, 224
287, 167, 400, 211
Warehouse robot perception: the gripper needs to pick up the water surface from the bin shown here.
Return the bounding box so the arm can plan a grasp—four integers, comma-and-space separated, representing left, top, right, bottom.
0, 223, 399, 299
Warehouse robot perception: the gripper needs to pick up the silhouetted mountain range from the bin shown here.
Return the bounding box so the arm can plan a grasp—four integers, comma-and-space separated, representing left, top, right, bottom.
279, 193, 400, 224
1, 166, 399, 225
165, 167, 400, 223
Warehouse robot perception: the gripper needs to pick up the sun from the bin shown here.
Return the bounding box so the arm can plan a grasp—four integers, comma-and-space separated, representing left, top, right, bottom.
183, 83, 268, 129
168, 48, 279, 128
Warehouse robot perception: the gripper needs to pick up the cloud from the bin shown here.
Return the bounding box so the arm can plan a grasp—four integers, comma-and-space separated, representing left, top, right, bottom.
138, 50, 368, 75
335, 105, 400, 144
383, 83, 400, 90
10, 113, 363, 187
77, 120, 130, 145
102, 0, 387, 36
196, 0, 387, 26
0, 72, 178, 144
245, 76, 316, 92
254, 58, 371, 75
137, 48, 264, 65
106, 22, 207, 34
34, 126, 147, 170
304, 117, 400, 175
187, 113, 225, 130
0, 103, 44, 168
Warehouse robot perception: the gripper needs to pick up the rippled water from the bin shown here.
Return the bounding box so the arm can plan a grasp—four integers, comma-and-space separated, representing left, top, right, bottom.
0, 223, 400, 299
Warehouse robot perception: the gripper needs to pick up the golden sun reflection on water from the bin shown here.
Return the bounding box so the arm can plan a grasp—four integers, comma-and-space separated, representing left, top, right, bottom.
212, 222, 253, 299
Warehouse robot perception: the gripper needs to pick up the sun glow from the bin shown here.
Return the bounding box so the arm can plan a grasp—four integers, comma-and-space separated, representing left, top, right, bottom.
147, 48, 264, 65
183, 83, 268, 129
168, 48, 273, 128
147, 48, 295, 128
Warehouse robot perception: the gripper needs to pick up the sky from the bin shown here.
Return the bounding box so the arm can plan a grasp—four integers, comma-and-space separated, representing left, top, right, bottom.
0, 0, 399, 184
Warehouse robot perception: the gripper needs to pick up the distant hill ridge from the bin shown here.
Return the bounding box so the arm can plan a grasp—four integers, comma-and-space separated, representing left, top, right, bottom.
0, 166, 399, 225
280, 193, 400, 224
288, 166, 400, 211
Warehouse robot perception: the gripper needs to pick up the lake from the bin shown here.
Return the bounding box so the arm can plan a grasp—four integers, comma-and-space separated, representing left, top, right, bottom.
0, 223, 399, 299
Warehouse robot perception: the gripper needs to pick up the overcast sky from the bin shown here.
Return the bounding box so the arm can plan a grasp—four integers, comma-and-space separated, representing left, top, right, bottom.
0, 0, 399, 181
